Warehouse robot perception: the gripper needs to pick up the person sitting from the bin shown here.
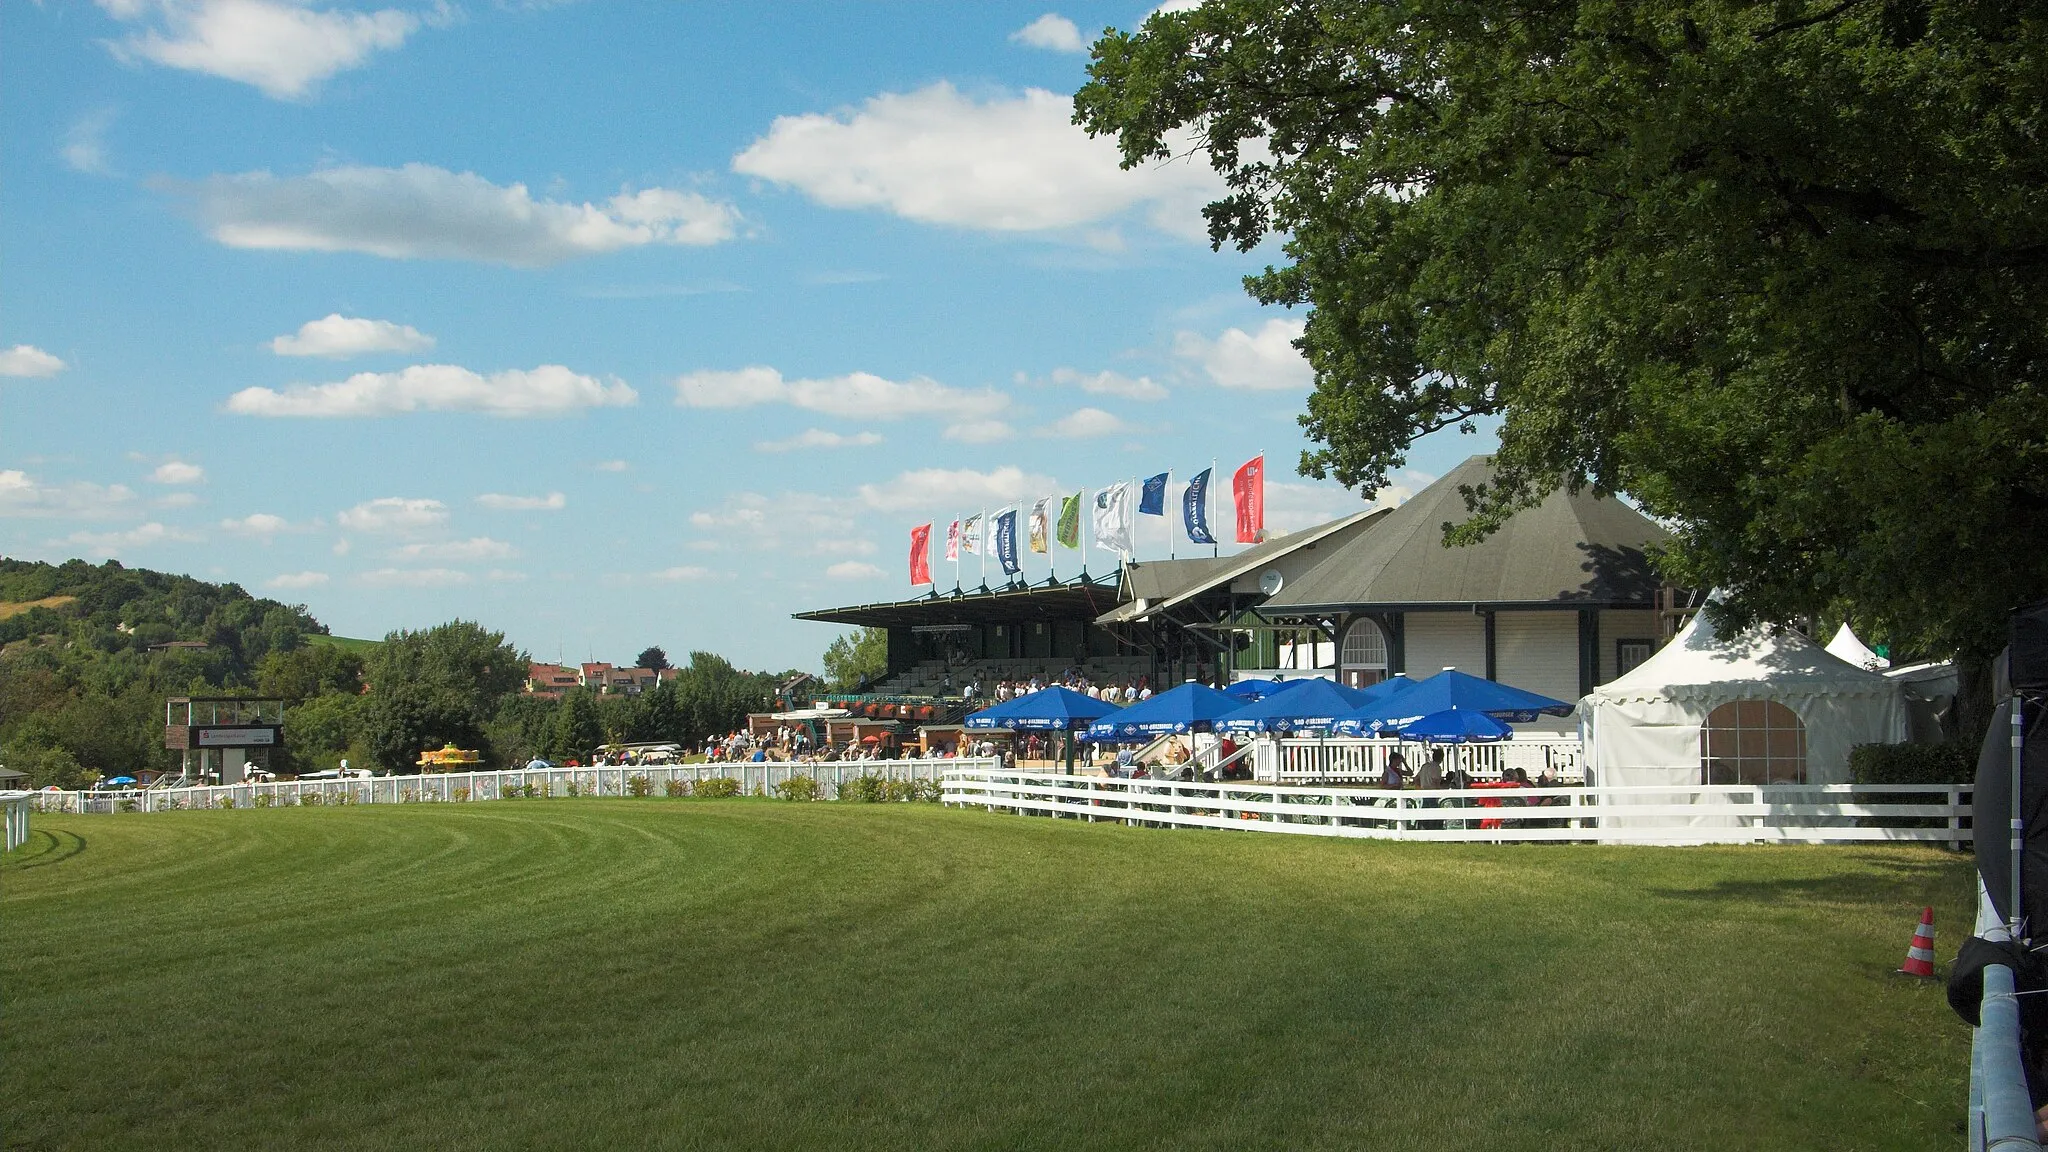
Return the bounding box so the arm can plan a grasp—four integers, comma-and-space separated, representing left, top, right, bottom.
1381, 752, 1408, 793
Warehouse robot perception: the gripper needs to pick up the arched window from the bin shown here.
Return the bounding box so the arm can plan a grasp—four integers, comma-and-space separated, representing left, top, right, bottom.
1339, 619, 1389, 688
1700, 699, 1807, 786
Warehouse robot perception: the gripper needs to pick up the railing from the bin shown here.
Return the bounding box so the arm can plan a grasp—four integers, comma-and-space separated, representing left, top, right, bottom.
1969, 884, 2042, 1151
941, 768, 1972, 845
34, 759, 995, 814
2, 791, 31, 851
1266, 735, 1585, 784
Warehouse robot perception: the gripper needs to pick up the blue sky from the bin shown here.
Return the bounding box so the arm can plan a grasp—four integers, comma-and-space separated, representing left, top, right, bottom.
2, 0, 1495, 672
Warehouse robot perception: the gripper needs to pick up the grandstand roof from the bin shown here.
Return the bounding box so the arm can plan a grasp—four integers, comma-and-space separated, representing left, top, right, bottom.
1259, 455, 1670, 613
793, 576, 1124, 630
1096, 508, 1387, 625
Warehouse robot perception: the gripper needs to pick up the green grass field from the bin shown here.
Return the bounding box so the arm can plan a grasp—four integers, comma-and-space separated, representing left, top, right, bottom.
306, 633, 382, 654
4, 800, 1975, 1151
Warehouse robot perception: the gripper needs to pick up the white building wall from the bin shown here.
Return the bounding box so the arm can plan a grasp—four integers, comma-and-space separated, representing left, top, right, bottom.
1494, 611, 1582, 732
1598, 609, 1664, 684
1402, 612, 1487, 679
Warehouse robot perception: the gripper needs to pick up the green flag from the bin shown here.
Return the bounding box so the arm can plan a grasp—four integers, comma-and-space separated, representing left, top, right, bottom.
1056, 492, 1081, 549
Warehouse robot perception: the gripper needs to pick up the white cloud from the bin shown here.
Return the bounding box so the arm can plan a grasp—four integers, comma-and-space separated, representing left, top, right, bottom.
61, 522, 199, 556
476, 491, 565, 511
395, 536, 515, 562
175, 164, 742, 265
331, 537, 351, 555
857, 466, 1061, 512
1173, 318, 1313, 390
1027, 367, 1168, 401
150, 459, 204, 484
0, 471, 134, 518
1010, 13, 1085, 52
732, 82, 1220, 240
675, 365, 1007, 428
1262, 475, 1422, 534
593, 459, 629, 472
99, 0, 421, 100
266, 570, 329, 589
338, 496, 446, 532
358, 567, 470, 588
0, 345, 67, 377
652, 565, 714, 581
754, 428, 883, 453
825, 561, 884, 580
227, 363, 636, 417
63, 108, 118, 175
155, 491, 201, 509
270, 314, 434, 358
942, 420, 1014, 444
1045, 407, 1128, 438
220, 512, 291, 535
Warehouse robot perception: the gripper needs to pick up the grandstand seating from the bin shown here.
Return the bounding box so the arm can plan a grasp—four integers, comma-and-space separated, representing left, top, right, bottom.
870, 656, 1156, 698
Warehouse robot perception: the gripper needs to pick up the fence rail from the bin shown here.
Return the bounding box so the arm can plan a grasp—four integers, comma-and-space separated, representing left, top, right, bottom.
2, 791, 31, 851
1269, 734, 1584, 784
32, 758, 990, 815
941, 768, 1972, 846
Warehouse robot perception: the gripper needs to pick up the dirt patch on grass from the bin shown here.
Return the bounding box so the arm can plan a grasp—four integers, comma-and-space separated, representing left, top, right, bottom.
0, 596, 77, 620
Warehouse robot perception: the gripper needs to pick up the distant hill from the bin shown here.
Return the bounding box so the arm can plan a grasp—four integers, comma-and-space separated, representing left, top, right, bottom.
308, 634, 383, 655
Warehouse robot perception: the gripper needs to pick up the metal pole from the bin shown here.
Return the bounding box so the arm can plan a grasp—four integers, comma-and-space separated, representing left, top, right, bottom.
2013, 700, 2026, 937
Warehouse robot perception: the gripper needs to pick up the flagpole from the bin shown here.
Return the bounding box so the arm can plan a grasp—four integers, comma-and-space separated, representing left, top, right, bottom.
979, 507, 988, 590
953, 514, 961, 593
1168, 469, 1176, 560
1046, 496, 1056, 584
1210, 458, 1219, 558
1080, 489, 1089, 581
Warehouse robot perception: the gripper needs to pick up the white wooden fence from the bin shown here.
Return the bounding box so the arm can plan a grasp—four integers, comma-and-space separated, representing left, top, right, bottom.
2, 791, 32, 851
32, 758, 989, 815
941, 767, 1972, 846
1267, 734, 1584, 784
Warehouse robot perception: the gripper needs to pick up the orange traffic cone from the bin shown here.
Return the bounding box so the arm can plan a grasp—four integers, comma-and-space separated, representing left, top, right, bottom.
1899, 907, 1936, 977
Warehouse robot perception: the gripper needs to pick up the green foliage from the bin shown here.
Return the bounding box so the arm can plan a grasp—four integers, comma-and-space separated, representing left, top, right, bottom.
626, 775, 652, 798
552, 690, 603, 761
821, 627, 888, 692
662, 778, 688, 798
772, 775, 819, 802
693, 777, 742, 799
1076, 1, 2048, 666
1849, 742, 1976, 786
636, 646, 669, 672
360, 621, 525, 773
840, 775, 886, 803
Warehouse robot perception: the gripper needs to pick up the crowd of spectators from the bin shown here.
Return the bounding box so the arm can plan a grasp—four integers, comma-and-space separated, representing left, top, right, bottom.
963, 670, 1156, 705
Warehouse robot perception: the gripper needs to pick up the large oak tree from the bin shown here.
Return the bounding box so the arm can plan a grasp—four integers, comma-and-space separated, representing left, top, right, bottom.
1077, 0, 2048, 726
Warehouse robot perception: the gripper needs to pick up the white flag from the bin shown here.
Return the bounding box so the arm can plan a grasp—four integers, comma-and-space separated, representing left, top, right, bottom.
1093, 482, 1134, 556
961, 513, 981, 553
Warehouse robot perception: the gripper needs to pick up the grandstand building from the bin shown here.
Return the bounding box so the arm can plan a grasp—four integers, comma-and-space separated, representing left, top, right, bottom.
795, 456, 1677, 721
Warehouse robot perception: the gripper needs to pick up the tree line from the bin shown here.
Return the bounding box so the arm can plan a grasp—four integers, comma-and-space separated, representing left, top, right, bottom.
0, 559, 782, 786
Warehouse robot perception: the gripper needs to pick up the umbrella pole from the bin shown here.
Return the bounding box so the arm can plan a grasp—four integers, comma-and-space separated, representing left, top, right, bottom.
1065, 729, 1075, 775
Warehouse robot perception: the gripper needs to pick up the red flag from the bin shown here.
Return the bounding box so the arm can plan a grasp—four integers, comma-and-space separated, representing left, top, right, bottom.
1232, 455, 1264, 544
909, 523, 933, 585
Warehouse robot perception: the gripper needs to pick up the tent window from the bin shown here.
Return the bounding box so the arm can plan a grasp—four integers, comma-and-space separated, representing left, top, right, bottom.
1700, 699, 1807, 785
1340, 619, 1388, 688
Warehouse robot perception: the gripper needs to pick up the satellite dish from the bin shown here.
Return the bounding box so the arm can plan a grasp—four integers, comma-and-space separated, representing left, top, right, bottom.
1258, 568, 1284, 596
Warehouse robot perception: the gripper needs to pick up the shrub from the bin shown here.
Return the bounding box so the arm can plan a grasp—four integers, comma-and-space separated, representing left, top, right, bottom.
1850, 742, 1975, 786
773, 775, 819, 802
117, 798, 137, 813
883, 778, 917, 803
840, 775, 886, 803
219, 796, 236, 810
401, 788, 419, 804
910, 777, 943, 804
254, 793, 275, 808
627, 774, 652, 797
300, 792, 323, 807
333, 790, 354, 806
695, 777, 742, 799
662, 778, 688, 798
453, 787, 471, 802
565, 780, 582, 798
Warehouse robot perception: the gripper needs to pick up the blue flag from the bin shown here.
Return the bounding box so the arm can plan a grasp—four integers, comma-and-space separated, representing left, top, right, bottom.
994, 508, 1020, 575
1183, 468, 1215, 545
1139, 472, 1168, 516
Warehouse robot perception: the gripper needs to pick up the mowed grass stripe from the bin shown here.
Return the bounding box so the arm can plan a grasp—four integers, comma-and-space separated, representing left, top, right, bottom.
3, 801, 1972, 1151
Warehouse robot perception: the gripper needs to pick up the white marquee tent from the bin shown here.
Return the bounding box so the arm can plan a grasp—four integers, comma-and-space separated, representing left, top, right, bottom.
1581, 609, 1909, 789
1825, 622, 1891, 671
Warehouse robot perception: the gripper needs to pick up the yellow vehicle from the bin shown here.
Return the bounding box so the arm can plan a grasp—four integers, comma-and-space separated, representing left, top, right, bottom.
416, 744, 482, 771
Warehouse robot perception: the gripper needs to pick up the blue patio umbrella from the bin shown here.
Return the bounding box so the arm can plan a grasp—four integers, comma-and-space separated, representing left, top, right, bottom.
1083, 681, 1242, 740
104, 775, 138, 786
1332, 668, 1574, 735
1215, 677, 1373, 733
965, 685, 1122, 773
1397, 706, 1515, 744
1222, 677, 1292, 701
